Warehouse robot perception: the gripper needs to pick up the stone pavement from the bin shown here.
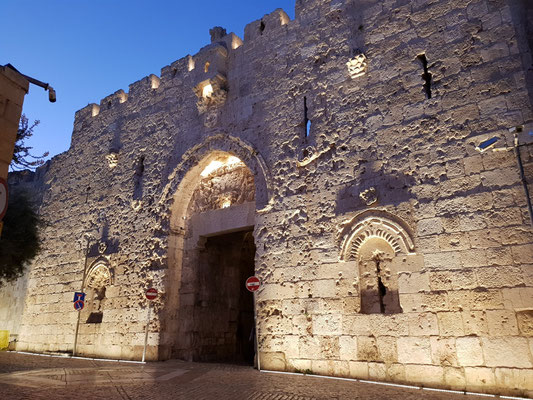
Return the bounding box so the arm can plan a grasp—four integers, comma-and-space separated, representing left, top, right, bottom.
0, 352, 507, 400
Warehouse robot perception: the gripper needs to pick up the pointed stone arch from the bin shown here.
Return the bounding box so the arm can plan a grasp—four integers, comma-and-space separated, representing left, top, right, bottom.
160, 134, 272, 361
339, 209, 415, 262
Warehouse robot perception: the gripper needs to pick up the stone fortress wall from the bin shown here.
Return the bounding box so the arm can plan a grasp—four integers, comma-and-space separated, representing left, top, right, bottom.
3, 0, 533, 396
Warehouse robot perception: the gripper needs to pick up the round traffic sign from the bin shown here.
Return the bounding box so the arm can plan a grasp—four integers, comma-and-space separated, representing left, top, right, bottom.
0, 178, 8, 220
245, 276, 261, 292
146, 288, 158, 300
74, 300, 85, 311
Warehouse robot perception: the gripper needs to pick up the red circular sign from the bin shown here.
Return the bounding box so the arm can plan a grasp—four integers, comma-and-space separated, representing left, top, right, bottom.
146, 288, 158, 300
74, 300, 84, 311
0, 178, 8, 220
245, 276, 261, 292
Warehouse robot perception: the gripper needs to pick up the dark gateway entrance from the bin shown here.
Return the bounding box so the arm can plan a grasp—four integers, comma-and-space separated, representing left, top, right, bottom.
192, 230, 256, 365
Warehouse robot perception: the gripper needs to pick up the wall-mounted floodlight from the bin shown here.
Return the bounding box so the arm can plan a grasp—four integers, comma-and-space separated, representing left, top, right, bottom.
475, 137, 499, 153
474, 127, 533, 229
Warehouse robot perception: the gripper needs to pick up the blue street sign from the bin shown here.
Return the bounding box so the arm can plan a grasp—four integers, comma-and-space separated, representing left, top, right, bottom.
74, 292, 86, 302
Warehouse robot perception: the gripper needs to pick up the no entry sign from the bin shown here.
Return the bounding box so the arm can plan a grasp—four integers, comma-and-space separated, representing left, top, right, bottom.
146, 288, 158, 300
245, 276, 261, 292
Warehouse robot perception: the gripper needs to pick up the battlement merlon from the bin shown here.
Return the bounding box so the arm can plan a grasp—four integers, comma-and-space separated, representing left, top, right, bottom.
244, 8, 289, 42
71, 6, 293, 129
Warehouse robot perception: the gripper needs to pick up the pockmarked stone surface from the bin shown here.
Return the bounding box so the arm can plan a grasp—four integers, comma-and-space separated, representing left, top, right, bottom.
2, 0, 533, 398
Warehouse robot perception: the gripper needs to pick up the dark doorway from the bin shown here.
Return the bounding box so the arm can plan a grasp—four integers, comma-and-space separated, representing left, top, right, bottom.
192, 230, 256, 365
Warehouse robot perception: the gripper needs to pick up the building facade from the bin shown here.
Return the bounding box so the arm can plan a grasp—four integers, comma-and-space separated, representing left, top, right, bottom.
4, 0, 533, 396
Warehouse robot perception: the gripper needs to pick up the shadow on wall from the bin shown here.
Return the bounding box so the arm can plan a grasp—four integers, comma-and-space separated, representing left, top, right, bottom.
336, 160, 415, 215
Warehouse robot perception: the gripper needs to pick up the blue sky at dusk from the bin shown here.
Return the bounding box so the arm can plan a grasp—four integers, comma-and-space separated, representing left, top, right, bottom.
3, 1, 295, 163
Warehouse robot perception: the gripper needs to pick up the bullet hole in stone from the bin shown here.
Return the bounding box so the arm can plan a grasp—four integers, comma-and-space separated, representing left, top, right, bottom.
260, 20, 265, 34
172, 68, 178, 77
107, 100, 112, 109
85, 186, 91, 203
358, 24, 364, 31
417, 53, 433, 99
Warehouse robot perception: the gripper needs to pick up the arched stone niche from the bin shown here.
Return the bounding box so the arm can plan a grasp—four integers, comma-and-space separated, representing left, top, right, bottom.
339, 210, 415, 314
84, 260, 113, 322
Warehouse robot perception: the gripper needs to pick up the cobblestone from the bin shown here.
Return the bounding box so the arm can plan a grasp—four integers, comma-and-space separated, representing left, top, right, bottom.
0, 352, 496, 400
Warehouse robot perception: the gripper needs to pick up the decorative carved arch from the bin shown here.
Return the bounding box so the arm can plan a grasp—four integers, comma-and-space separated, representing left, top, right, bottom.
85, 259, 113, 289
162, 134, 273, 232
339, 209, 415, 261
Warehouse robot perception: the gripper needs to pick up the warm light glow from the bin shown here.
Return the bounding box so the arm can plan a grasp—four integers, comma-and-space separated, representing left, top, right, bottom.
151, 75, 160, 89
221, 197, 232, 208
202, 84, 214, 98
200, 156, 245, 177
188, 56, 195, 71
204, 62, 210, 73
91, 104, 100, 117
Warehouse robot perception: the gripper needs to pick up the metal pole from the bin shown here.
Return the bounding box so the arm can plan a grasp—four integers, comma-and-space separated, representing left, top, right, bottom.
253, 291, 260, 371
142, 305, 152, 363
73, 237, 91, 356
514, 134, 533, 228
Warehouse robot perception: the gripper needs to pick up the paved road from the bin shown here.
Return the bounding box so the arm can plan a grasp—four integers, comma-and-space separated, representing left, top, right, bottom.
0, 352, 488, 400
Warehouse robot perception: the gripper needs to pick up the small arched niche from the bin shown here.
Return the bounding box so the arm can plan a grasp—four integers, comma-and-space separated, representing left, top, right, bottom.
339, 211, 415, 315
84, 262, 112, 323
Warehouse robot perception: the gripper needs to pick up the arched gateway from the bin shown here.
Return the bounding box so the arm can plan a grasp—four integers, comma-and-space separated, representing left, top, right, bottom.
159, 135, 272, 362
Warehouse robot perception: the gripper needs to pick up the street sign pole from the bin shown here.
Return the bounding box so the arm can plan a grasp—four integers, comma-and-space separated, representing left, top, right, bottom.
245, 276, 261, 371
142, 288, 158, 363
142, 305, 152, 363
253, 290, 260, 371
73, 236, 91, 357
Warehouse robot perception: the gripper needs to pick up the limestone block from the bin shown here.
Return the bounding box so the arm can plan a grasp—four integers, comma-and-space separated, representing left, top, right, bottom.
511, 244, 533, 264
398, 271, 430, 294
342, 315, 372, 336
312, 314, 341, 335
456, 337, 484, 367
444, 366, 466, 390
476, 266, 525, 289
462, 311, 489, 336
516, 309, 533, 336
481, 337, 532, 368
486, 310, 519, 336
339, 335, 357, 361
368, 362, 387, 380
397, 337, 432, 364
417, 218, 443, 236
437, 312, 464, 336
357, 336, 379, 362
261, 351, 288, 371
348, 361, 368, 380
464, 367, 495, 392
377, 336, 397, 363
502, 288, 533, 309
494, 367, 533, 392
404, 364, 444, 386
408, 312, 439, 336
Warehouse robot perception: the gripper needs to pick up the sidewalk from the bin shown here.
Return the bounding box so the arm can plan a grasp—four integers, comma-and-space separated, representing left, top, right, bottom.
0, 352, 503, 400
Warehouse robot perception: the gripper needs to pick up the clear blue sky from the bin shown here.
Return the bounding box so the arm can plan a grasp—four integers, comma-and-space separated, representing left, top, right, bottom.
4, 0, 295, 163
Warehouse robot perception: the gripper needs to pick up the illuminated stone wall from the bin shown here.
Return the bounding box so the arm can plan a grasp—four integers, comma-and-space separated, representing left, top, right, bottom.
8, 0, 533, 396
